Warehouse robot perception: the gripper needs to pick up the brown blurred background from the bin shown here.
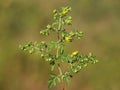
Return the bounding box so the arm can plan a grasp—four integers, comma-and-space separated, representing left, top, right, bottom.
0, 0, 120, 90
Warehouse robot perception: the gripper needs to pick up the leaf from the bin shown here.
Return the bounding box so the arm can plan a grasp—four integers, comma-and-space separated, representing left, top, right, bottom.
48, 79, 56, 88
51, 65, 55, 71
64, 75, 71, 86
57, 77, 61, 83
66, 55, 72, 63
29, 48, 34, 54
59, 44, 64, 55
50, 73, 57, 78
46, 41, 57, 52
48, 73, 60, 88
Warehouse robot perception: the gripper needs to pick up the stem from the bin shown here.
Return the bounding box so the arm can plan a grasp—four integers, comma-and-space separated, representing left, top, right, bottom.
56, 17, 65, 90
58, 64, 65, 90
58, 17, 62, 31
58, 64, 62, 75
57, 17, 62, 40
62, 81, 65, 90
56, 17, 62, 58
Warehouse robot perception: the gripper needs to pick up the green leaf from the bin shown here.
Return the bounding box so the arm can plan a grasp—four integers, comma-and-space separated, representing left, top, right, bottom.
51, 65, 55, 71
64, 75, 71, 86
29, 48, 34, 54
59, 44, 64, 55
47, 24, 52, 29
48, 74, 61, 88
57, 77, 61, 83
48, 79, 56, 88
46, 41, 57, 52
50, 73, 57, 78
48, 77, 56, 87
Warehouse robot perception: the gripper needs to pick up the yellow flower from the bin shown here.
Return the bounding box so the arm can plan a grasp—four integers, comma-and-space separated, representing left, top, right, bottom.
65, 36, 72, 42
72, 51, 78, 55
71, 51, 78, 57
61, 10, 68, 15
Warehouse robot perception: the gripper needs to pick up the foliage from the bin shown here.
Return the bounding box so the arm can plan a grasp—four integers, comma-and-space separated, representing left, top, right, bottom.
19, 6, 98, 89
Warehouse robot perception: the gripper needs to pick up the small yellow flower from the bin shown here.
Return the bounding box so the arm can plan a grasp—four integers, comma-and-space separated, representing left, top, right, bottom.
61, 10, 68, 15
65, 36, 72, 42
72, 51, 78, 55
71, 51, 78, 57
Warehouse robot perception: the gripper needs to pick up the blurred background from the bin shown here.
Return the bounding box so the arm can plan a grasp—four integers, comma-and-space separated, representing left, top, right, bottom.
0, 0, 120, 90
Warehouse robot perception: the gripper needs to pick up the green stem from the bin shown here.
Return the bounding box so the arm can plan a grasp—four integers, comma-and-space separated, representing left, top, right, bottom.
56, 17, 61, 58
58, 64, 65, 90
56, 17, 65, 90
58, 17, 62, 31
58, 64, 62, 75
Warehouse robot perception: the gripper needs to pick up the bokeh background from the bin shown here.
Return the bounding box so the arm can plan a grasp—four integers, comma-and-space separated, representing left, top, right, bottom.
0, 0, 120, 90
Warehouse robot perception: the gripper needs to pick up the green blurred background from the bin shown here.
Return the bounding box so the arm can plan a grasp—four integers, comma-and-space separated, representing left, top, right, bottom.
0, 0, 120, 90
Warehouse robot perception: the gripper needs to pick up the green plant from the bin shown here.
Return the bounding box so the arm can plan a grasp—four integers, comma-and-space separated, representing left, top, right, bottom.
19, 6, 98, 90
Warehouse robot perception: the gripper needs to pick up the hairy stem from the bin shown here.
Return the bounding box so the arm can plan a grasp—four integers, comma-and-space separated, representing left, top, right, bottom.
58, 64, 62, 75
56, 17, 65, 90
58, 64, 65, 90
58, 17, 62, 31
